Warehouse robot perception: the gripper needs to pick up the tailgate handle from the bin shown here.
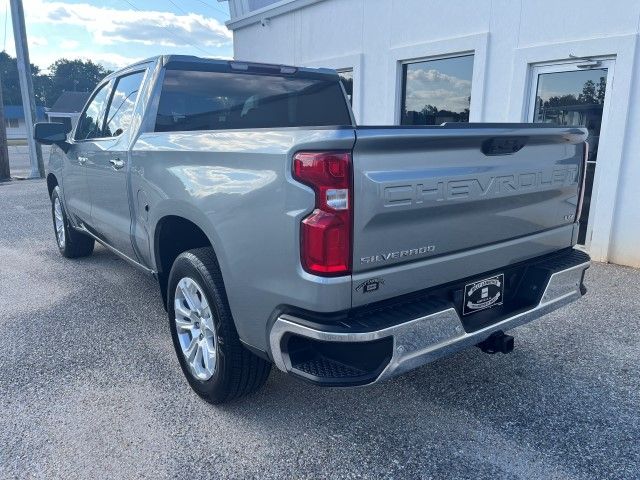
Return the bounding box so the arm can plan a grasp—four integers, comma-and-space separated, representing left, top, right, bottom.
481, 136, 528, 156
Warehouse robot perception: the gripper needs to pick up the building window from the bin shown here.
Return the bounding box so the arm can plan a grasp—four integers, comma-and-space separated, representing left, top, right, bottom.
337, 69, 354, 105
400, 54, 474, 125
5, 118, 18, 128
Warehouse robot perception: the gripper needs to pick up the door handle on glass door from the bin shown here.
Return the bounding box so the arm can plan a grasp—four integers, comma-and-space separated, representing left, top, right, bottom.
109, 158, 125, 170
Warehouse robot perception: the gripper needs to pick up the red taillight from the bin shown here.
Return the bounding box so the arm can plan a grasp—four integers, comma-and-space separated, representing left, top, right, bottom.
293, 151, 352, 276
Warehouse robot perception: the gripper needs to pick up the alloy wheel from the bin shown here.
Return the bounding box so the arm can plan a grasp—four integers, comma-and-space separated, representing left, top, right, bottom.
174, 277, 218, 380
53, 197, 65, 248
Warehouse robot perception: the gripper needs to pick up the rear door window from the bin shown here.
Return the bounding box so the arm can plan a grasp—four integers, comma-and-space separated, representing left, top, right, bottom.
155, 69, 352, 132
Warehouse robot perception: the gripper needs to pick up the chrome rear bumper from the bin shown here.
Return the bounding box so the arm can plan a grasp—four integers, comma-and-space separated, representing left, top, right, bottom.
269, 252, 590, 386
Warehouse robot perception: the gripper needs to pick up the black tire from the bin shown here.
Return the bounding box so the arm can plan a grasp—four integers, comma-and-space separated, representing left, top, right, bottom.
167, 247, 271, 404
51, 186, 95, 258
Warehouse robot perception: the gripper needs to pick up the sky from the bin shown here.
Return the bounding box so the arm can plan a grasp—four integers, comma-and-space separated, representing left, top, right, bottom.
1, 0, 233, 72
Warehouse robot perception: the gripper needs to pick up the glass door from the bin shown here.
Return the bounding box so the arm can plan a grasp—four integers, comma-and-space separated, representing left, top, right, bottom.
527, 59, 614, 246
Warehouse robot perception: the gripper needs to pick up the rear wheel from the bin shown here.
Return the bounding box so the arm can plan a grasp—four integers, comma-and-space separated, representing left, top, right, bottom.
51, 186, 94, 258
168, 247, 271, 404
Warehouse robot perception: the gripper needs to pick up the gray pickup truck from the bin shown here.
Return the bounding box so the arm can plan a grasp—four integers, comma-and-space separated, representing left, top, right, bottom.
34, 55, 590, 404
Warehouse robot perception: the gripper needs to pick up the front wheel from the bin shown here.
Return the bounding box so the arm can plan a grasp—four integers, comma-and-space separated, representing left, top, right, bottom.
168, 247, 271, 404
51, 186, 94, 258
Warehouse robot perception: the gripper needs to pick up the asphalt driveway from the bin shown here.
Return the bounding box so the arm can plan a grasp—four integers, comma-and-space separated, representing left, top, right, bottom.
1, 179, 638, 479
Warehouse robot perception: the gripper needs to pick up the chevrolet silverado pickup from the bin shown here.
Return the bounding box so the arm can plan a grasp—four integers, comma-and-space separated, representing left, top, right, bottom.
34, 55, 590, 403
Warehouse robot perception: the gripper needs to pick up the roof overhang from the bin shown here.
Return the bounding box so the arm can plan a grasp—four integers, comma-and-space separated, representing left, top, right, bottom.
225, 0, 325, 30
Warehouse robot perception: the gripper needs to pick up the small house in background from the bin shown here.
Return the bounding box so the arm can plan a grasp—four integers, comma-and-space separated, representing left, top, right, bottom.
3, 105, 46, 141
46, 91, 91, 132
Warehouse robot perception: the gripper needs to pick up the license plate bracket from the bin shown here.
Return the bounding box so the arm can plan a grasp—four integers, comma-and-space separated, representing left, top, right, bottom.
463, 273, 504, 316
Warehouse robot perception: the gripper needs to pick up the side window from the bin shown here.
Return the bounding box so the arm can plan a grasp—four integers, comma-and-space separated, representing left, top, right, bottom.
104, 71, 145, 137
75, 83, 110, 140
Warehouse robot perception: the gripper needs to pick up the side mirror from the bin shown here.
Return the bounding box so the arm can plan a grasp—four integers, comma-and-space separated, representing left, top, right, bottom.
34, 122, 72, 152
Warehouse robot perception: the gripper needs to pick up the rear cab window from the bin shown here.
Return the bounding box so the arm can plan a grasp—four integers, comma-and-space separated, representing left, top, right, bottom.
155, 66, 352, 132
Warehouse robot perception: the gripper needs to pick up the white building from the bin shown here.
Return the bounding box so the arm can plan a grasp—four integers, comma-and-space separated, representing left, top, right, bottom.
222, 0, 640, 269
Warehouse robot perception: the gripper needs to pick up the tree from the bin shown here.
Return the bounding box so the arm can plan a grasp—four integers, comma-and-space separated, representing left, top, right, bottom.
0, 51, 45, 105
0, 54, 111, 107
44, 59, 112, 103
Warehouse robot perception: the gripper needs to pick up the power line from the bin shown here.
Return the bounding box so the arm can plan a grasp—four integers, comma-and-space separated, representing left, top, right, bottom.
167, 0, 230, 19
118, 0, 213, 56
190, 0, 230, 18
166, 0, 188, 16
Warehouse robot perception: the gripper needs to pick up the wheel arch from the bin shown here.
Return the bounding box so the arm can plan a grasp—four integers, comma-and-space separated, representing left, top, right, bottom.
153, 214, 221, 308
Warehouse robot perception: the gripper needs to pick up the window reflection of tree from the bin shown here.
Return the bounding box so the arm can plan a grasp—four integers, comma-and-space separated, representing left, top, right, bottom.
535, 77, 605, 125
75, 85, 109, 140
534, 76, 606, 160
78, 115, 100, 139
79, 105, 102, 139
403, 96, 470, 125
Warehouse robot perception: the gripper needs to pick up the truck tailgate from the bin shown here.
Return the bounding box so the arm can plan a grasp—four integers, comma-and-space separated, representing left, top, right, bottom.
351, 124, 587, 304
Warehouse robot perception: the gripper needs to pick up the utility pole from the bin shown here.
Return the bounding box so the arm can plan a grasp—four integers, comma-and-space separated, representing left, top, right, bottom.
0, 74, 10, 181
9, 0, 43, 178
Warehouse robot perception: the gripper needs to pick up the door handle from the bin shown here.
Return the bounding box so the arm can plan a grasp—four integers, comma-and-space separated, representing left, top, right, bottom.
78, 156, 88, 165
109, 158, 125, 170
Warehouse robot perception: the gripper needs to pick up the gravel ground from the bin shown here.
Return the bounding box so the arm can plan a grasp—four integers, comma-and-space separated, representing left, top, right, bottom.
1, 179, 639, 480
